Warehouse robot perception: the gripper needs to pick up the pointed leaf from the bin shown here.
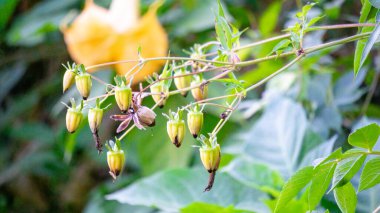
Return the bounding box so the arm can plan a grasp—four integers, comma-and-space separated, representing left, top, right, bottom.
308, 162, 336, 210
330, 154, 366, 191
348, 123, 380, 151
333, 182, 357, 213
358, 157, 380, 191
274, 166, 313, 213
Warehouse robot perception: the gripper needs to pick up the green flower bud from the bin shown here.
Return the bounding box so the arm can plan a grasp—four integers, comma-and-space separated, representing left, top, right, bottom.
150, 82, 169, 108
65, 99, 83, 133
63, 69, 76, 93
187, 105, 203, 138
198, 135, 221, 192
115, 85, 132, 113
106, 139, 125, 180
191, 76, 208, 101
174, 68, 192, 97
200, 144, 221, 173
190, 52, 205, 71
164, 110, 185, 147
88, 99, 104, 133
75, 73, 92, 100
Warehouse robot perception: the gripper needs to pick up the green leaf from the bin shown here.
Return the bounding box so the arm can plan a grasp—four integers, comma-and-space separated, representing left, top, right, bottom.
333, 182, 357, 213
315, 148, 342, 167
354, 2, 377, 75
274, 166, 314, 213
268, 39, 292, 56
308, 162, 336, 210
356, 23, 380, 75
370, 0, 380, 8
106, 168, 267, 212
258, 1, 282, 37
181, 202, 253, 213
237, 97, 308, 177
359, 0, 373, 24
307, 16, 324, 27
330, 154, 366, 191
358, 157, 380, 191
348, 123, 380, 151
224, 158, 284, 194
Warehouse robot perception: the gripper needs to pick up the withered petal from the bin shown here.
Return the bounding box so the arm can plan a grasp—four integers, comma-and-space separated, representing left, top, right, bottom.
116, 116, 132, 133
133, 114, 145, 130
110, 114, 130, 121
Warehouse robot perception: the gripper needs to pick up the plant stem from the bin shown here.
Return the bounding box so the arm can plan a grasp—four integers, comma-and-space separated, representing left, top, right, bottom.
245, 55, 304, 92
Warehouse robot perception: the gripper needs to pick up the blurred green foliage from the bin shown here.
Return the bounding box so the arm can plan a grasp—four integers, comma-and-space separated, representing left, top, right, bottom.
0, 0, 380, 212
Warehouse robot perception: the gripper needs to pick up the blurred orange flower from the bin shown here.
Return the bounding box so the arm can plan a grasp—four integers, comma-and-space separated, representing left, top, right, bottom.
61, 0, 168, 83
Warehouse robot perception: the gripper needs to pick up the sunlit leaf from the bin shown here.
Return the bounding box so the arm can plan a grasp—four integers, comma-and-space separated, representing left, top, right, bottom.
358, 157, 380, 191
274, 166, 313, 213
348, 123, 380, 151
330, 154, 366, 191
334, 182, 357, 213
308, 162, 336, 210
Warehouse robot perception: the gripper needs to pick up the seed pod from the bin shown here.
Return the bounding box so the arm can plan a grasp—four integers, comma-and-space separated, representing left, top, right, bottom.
106, 139, 125, 180
198, 135, 221, 192
115, 86, 132, 113
136, 106, 156, 127
174, 68, 191, 97
167, 120, 185, 147
65, 99, 83, 133
88, 99, 105, 152
63, 69, 76, 92
75, 73, 92, 100
191, 77, 208, 101
187, 105, 203, 138
150, 82, 169, 108
200, 144, 221, 173
164, 110, 185, 147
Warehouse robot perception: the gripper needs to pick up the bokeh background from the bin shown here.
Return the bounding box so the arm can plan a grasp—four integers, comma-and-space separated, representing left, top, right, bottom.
1, 0, 380, 212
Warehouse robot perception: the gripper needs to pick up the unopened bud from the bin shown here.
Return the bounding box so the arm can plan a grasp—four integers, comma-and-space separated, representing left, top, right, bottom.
187, 105, 203, 138
200, 144, 221, 173
88, 101, 103, 133
136, 106, 156, 127
150, 82, 169, 108
75, 73, 92, 100
63, 69, 76, 93
190, 52, 205, 71
164, 110, 185, 147
65, 99, 83, 133
115, 86, 132, 113
229, 53, 241, 64
106, 139, 125, 180
191, 77, 208, 101
174, 68, 192, 97
198, 135, 221, 191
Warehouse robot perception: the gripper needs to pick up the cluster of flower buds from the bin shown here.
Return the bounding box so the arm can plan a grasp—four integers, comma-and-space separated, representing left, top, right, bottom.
114, 76, 132, 113
198, 135, 221, 191
191, 75, 208, 101
164, 109, 186, 147
173, 66, 192, 97
106, 139, 125, 180
65, 98, 83, 133
187, 104, 203, 138
62, 63, 93, 100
